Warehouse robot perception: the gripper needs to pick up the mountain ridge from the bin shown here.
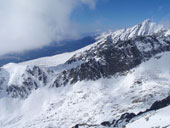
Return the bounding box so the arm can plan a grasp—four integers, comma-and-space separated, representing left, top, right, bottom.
2, 19, 170, 98
1, 19, 170, 128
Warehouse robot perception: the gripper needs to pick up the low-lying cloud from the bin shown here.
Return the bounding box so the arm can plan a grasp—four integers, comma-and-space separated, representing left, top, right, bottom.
0, 0, 97, 55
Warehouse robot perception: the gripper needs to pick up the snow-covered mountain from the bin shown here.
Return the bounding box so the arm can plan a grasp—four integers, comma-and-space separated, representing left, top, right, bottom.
1, 19, 170, 128
0, 63, 54, 98
21, 19, 170, 68
97, 19, 168, 42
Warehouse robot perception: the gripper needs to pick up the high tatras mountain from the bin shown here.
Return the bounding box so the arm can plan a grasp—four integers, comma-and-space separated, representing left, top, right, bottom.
1, 20, 170, 128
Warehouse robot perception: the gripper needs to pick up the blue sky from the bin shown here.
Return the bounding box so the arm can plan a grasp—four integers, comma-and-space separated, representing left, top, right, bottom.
1, 0, 170, 55
71, 0, 170, 33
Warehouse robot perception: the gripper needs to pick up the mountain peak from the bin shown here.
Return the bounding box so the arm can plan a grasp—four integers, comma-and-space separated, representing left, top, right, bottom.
137, 19, 165, 35
99, 19, 167, 43
142, 19, 152, 24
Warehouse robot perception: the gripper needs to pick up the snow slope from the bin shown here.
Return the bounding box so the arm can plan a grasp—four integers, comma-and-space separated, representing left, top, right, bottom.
126, 106, 170, 128
1, 51, 170, 128
21, 52, 76, 67
20, 42, 98, 68
2, 63, 28, 87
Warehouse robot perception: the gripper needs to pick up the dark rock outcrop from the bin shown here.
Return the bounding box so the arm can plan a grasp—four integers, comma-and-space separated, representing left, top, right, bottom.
6, 66, 53, 98
53, 35, 170, 87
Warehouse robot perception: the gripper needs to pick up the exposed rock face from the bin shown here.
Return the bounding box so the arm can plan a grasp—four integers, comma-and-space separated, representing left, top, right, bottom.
3, 65, 53, 98
52, 35, 170, 87
72, 124, 99, 128
149, 95, 170, 111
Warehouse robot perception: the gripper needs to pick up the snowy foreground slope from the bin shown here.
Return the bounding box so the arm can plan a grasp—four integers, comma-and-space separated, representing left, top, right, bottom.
1, 52, 170, 128
1, 20, 170, 128
126, 105, 170, 128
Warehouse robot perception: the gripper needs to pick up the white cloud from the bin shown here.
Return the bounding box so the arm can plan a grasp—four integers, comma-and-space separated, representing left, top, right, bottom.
81, 0, 97, 9
0, 0, 97, 55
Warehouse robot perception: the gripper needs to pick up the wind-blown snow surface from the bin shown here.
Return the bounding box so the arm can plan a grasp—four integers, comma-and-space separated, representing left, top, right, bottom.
1, 51, 170, 128
2, 63, 28, 86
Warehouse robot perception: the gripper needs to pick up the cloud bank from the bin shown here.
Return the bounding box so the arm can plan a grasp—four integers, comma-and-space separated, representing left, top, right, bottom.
0, 0, 97, 55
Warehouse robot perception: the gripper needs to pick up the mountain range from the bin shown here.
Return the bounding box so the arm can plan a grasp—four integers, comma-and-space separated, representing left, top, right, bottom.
0, 19, 170, 128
